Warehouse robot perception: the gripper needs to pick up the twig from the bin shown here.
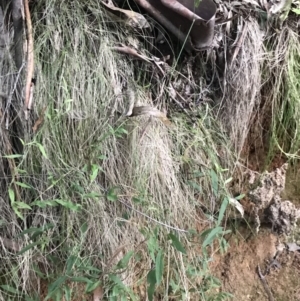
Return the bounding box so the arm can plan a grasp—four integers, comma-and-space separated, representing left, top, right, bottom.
112, 45, 166, 75
24, 0, 34, 117
119, 199, 188, 233
112, 45, 152, 63
257, 265, 275, 301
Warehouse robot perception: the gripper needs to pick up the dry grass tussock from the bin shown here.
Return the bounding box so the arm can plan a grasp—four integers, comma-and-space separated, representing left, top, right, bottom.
243, 18, 300, 166
267, 26, 300, 159
0, 1, 234, 300
217, 17, 264, 156
215, 3, 300, 166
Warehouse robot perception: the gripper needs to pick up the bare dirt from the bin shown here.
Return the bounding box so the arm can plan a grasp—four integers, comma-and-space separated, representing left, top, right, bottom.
211, 227, 300, 301
210, 165, 300, 301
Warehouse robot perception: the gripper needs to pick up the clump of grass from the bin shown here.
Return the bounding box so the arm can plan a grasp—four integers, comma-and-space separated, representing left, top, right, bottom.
0, 0, 234, 300
251, 20, 300, 167
217, 17, 264, 157
269, 26, 300, 161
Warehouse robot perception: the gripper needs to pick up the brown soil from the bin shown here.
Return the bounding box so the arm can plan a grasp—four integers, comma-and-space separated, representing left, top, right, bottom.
210, 228, 300, 301
210, 163, 300, 301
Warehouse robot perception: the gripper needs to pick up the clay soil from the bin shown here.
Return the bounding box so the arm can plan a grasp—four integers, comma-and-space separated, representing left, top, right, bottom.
210, 165, 300, 301
211, 228, 300, 301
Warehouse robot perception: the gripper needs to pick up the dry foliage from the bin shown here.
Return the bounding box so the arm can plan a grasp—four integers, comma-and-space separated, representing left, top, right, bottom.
0, 0, 299, 300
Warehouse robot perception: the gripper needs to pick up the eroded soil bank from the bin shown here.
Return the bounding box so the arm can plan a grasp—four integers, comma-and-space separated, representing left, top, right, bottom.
211, 166, 300, 301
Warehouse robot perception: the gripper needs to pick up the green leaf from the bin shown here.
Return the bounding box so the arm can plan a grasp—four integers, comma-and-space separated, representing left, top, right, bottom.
80, 222, 88, 235
155, 250, 164, 285
2, 154, 23, 159
8, 188, 15, 203
115, 127, 128, 138
119, 128, 128, 134
17, 241, 40, 255
12, 205, 23, 220
29, 224, 52, 237
107, 188, 118, 202
66, 255, 77, 273
79, 265, 101, 274
15, 201, 32, 210
32, 264, 46, 279
217, 198, 228, 226
36, 143, 48, 159
187, 181, 202, 192
109, 275, 125, 288
0, 285, 19, 294
207, 275, 221, 287
64, 286, 71, 301
132, 197, 142, 204
55, 199, 81, 211
45, 276, 67, 300
116, 251, 134, 269
235, 194, 245, 200
195, 0, 202, 8
111, 285, 120, 297
147, 270, 156, 301
292, 8, 300, 14
90, 164, 99, 182
15, 181, 31, 189
200, 228, 214, 238
210, 169, 219, 196
72, 184, 85, 194
121, 295, 127, 301
147, 235, 159, 262
30, 200, 58, 208
85, 280, 101, 293
192, 171, 205, 178
109, 275, 136, 299
168, 234, 186, 254
70, 277, 92, 283
54, 288, 62, 301
83, 192, 101, 198
202, 227, 223, 248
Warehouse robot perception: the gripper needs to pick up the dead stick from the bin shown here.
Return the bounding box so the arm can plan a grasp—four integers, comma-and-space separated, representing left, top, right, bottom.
257, 265, 275, 301
112, 45, 152, 63
24, 0, 34, 114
